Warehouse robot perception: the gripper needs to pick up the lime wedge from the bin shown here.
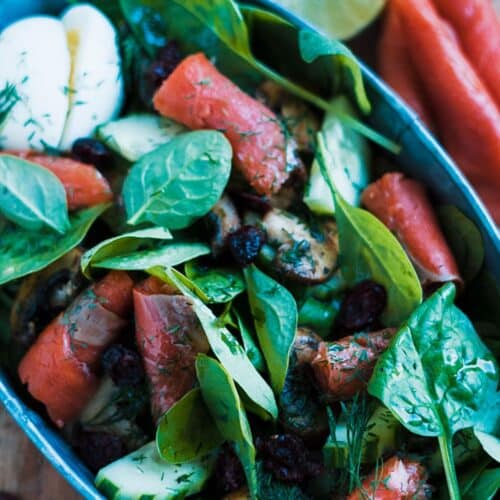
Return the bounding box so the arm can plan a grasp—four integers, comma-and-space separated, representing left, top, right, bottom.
274, 0, 386, 40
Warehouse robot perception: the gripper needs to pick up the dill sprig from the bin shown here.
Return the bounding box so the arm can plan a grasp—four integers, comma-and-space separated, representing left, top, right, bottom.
0, 83, 19, 127
326, 392, 373, 495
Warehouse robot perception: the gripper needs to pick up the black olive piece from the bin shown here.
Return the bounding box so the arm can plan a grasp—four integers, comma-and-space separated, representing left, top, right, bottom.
228, 225, 266, 267
256, 434, 322, 484
74, 430, 127, 472
101, 344, 145, 387
336, 280, 387, 332
214, 444, 246, 495
71, 138, 114, 170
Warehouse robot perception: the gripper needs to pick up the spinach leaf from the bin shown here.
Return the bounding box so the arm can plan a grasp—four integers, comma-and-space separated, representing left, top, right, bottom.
368, 283, 498, 500
437, 205, 484, 283
0, 154, 69, 233
463, 468, 500, 500
244, 265, 297, 394
299, 30, 369, 113
334, 194, 422, 326
81, 226, 172, 277
91, 241, 209, 272
304, 96, 370, 215
185, 260, 245, 303
151, 267, 278, 421
156, 388, 224, 463
0, 204, 108, 285
122, 131, 232, 229
196, 354, 258, 498
234, 309, 265, 373
473, 393, 500, 462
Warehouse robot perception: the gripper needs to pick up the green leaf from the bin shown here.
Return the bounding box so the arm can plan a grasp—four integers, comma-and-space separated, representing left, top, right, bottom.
304, 96, 370, 215
156, 388, 224, 463
473, 393, 500, 462
122, 131, 232, 229
437, 205, 484, 283
299, 30, 369, 113
368, 283, 499, 500
244, 265, 297, 394
185, 260, 245, 303
0, 204, 108, 285
196, 354, 258, 499
0, 154, 69, 233
335, 194, 422, 326
463, 468, 500, 500
151, 267, 278, 421
81, 226, 172, 277
92, 241, 210, 272
234, 309, 265, 373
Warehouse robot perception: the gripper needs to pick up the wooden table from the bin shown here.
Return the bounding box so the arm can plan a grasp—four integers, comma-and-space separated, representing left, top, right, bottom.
0, 408, 80, 500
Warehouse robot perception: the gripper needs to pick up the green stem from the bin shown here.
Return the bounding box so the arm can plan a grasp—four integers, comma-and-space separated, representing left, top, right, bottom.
438, 434, 461, 500
250, 59, 401, 154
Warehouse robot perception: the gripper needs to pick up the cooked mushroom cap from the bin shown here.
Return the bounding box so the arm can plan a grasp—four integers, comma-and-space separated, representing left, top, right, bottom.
262, 209, 339, 283
10, 248, 84, 347
206, 194, 241, 256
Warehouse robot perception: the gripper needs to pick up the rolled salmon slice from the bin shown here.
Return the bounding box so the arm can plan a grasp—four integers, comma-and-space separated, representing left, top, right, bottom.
18, 271, 133, 427
362, 172, 462, 288
153, 52, 289, 196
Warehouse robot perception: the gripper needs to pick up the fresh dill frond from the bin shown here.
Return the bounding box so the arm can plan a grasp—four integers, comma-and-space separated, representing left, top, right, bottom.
0, 83, 19, 127
323, 393, 374, 496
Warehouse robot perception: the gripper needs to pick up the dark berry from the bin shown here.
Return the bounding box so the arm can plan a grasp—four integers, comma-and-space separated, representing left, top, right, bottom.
0, 493, 21, 500
214, 444, 246, 495
256, 434, 321, 484
228, 225, 266, 266
336, 280, 387, 332
71, 138, 114, 170
140, 41, 183, 106
75, 431, 127, 472
101, 344, 144, 387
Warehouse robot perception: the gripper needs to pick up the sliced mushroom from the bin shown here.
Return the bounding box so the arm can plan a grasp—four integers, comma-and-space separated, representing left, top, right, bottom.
10, 248, 85, 348
257, 80, 320, 153
262, 209, 339, 283
205, 194, 241, 256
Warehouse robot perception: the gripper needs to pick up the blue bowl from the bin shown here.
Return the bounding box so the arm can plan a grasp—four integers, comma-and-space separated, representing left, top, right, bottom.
1, 1, 499, 499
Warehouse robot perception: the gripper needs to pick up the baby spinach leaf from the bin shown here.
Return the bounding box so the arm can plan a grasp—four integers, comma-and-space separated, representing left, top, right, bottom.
244, 265, 297, 394
234, 309, 265, 373
91, 241, 209, 272
437, 205, 484, 283
334, 194, 422, 326
473, 393, 500, 462
156, 388, 224, 463
0, 154, 69, 233
184, 260, 245, 303
0, 204, 108, 286
368, 283, 499, 500
81, 226, 172, 277
463, 468, 500, 500
122, 131, 232, 229
196, 354, 258, 498
150, 267, 278, 421
299, 30, 369, 114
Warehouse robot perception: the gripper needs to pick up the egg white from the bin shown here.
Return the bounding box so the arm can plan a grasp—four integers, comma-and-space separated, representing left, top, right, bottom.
0, 16, 71, 150
59, 4, 124, 151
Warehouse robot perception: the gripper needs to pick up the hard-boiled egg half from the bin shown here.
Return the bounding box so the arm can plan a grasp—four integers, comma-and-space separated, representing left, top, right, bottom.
0, 3, 123, 151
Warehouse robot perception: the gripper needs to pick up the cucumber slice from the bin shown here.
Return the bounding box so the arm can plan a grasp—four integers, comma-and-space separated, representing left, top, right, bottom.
304, 96, 370, 215
95, 441, 215, 499
97, 114, 186, 162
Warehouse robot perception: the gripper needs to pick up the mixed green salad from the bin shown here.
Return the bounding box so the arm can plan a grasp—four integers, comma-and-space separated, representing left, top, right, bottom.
0, 1, 499, 499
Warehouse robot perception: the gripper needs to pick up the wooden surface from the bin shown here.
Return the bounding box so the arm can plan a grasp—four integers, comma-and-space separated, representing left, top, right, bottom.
0, 408, 80, 500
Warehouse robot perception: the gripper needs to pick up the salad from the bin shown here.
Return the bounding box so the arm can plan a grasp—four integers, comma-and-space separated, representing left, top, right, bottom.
0, 1, 498, 499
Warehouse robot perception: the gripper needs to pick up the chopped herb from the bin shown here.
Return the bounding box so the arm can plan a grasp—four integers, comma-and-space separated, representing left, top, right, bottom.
0, 83, 19, 127
176, 472, 194, 484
